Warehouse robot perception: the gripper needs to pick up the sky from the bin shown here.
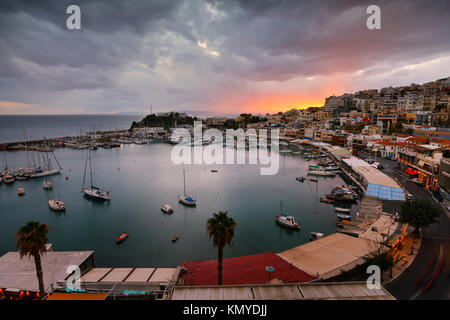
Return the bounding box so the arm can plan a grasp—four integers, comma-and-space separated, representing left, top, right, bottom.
0, 0, 449, 115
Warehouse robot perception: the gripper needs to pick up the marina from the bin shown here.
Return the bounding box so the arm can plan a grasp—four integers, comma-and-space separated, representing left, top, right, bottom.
0, 143, 351, 267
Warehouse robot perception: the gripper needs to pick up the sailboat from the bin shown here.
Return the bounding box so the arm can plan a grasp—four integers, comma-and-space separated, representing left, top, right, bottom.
81, 149, 111, 201
30, 144, 62, 178
2, 152, 14, 184
275, 200, 300, 229
178, 169, 196, 206
43, 179, 53, 189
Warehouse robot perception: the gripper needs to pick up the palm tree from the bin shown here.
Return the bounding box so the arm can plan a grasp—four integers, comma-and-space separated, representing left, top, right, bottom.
206, 211, 237, 285
16, 221, 49, 298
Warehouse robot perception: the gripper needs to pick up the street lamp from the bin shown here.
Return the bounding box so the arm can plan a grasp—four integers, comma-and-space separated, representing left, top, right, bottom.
265, 266, 275, 282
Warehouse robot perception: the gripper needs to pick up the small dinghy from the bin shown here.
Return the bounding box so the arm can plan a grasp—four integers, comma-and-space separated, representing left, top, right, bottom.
17, 188, 25, 196
310, 232, 324, 241
171, 235, 179, 242
48, 199, 66, 211
116, 232, 129, 244
43, 180, 53, 190
161, 204, 174, 213
319, 197, 334, 204
295, 176, 305, 182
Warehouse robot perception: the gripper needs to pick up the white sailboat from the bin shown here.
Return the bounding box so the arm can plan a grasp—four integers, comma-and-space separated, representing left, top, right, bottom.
275, 200, 300, 229
48, 198, 66, 211
81, 149, 111, 201
178, 169, 196, 206
30, 145, 62, 178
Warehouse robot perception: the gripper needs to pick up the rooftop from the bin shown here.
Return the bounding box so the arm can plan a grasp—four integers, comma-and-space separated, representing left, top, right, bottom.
171, 282, 395, 300
0, 251, 94, 293
181, 252, 316, 286
277, 233, 378, 280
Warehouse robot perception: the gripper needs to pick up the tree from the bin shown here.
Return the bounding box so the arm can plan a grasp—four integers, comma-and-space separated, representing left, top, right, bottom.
399, 199, 441, 233
16, 221, 49, 298
206, 211, 237, 285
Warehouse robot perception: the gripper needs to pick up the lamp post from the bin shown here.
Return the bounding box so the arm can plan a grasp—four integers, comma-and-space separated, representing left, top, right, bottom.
265, 266, 274, 282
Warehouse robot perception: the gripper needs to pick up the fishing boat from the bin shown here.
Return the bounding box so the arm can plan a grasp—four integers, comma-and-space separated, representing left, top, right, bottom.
82, 149, 111, 201
178, 169, 196, 206
275, 201, 300, 229
116, 232, 129, 244
310, 232, 324, 241
161, 204, 174, 213
171, 235, 179, 242
334, 207, 351, 213
336, 213, 352, 220
17, 188, 25, 196
48, 199, 66, 211
43, 180, 53, 190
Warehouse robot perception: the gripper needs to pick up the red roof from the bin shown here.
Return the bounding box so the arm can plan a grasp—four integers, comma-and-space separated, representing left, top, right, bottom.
181, 251, 316, 286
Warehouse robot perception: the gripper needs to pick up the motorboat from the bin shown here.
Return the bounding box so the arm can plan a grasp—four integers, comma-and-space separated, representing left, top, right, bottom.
336, 213, 352, 220
295, 176, 305, 182
43, 180, 53, 190
161, 204, 174, 213
334, 207, 351, 213
48, 199, 66, 211
171, 235, 179, 242
17, 188, 25, 196
116, 232, 129, 244
310, 232, 324, 241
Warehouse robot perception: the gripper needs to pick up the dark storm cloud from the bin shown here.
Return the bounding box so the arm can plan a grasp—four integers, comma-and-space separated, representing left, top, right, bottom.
0, 0, 449, 113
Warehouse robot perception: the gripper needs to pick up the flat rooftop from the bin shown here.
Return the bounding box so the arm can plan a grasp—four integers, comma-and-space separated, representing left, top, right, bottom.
277, 233, 377, 280
80, 267, 176, 285
0, 251, 94, 293
171, 282, 395, 300
181, 252, 316, 286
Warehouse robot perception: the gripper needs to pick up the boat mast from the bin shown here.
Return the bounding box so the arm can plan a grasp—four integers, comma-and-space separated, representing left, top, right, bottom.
183, 169, 186, 197
82, 149, 88, 188
88, 148, 93, 187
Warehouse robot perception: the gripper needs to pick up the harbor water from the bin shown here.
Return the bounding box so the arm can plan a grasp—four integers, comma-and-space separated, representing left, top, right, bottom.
0, 143, 355, 267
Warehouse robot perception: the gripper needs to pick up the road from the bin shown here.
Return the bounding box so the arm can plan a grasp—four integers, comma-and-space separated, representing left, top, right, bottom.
359, 152, 450, 300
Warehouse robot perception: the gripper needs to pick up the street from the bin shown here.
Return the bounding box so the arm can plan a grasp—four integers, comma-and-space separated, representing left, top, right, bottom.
359, 152, 450, 300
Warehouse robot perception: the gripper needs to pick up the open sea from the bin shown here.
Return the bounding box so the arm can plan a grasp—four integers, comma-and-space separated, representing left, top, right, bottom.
0, 115, 357, 267
0, 115, 142, 143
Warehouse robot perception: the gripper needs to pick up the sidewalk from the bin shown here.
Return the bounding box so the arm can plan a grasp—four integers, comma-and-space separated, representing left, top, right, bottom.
382, 229, 422, 285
